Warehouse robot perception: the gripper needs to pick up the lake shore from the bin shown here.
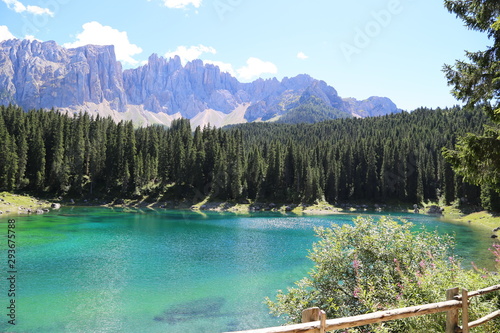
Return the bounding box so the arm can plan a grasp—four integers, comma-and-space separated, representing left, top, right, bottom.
114, 198, 500, 233
119, 199, 410, 216
0, 191, 54, 217
441, 205, 500, 234
1, 191, 499, 238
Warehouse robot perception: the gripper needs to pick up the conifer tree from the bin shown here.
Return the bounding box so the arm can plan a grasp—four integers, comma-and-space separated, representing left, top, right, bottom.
443, 0, 500, 191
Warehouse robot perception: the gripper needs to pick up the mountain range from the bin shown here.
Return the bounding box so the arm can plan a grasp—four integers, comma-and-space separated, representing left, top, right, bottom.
0, 39, 401, 127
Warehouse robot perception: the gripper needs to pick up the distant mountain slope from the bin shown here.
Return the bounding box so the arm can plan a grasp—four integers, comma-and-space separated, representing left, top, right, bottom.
343, 96, 401, 118
0, 39, 402, 127
277, 95, 352, 124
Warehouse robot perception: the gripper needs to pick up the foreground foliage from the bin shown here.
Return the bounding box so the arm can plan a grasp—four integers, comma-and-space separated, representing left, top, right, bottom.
266, 217, 500, 332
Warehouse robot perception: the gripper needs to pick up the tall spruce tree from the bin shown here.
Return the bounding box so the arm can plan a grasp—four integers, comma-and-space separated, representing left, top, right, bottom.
443, 0, 500, 191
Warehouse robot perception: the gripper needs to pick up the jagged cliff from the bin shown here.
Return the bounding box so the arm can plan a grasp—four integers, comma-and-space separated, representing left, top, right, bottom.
0, 39, 401, 127
0, 39, 127, 112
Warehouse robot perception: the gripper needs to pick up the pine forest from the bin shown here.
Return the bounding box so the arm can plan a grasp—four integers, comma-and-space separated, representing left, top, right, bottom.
0, 104, 497, 210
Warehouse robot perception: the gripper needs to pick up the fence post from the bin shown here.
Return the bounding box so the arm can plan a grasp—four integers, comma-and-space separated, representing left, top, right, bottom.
302, 307, 321, 323
446, 287, 459, 333
319, 310, 326, 333
462, 289, 469, 333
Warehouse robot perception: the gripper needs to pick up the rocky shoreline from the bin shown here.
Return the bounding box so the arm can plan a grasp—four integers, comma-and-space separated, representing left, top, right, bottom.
0, 193, 447, 217
0, 192, 58, 217
107, 199, 414, 216
2, 193, 499, 240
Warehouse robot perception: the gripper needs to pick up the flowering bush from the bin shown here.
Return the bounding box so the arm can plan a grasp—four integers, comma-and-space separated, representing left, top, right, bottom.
490, 244, 500, 270
265, 216, 500, 332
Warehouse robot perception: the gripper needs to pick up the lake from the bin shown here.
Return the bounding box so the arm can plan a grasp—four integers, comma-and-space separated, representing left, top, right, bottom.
0, 207, 496, 333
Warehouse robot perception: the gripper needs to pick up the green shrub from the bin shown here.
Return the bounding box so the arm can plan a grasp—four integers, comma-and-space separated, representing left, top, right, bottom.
265, 216, 500, 332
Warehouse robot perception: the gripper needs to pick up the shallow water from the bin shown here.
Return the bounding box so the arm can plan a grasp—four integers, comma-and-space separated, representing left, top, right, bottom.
0, 208, 496, 332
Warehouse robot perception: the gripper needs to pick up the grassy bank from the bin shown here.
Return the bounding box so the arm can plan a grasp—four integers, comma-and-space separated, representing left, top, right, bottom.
0, 192, 52, 217
413, 202, 500, 234
442, 205, 500, 231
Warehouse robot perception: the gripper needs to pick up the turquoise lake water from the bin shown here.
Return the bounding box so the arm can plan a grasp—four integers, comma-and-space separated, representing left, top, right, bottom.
0, 208, 497, 333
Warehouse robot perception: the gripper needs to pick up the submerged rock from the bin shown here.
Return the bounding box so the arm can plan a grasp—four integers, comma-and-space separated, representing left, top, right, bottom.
154, 297, 226, 324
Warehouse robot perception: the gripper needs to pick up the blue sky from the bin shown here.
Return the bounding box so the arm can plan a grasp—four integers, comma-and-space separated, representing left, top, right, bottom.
0, 0, 492, 111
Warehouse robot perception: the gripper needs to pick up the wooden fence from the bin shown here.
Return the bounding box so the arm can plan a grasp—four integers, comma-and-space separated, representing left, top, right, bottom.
225, 285, 500, 333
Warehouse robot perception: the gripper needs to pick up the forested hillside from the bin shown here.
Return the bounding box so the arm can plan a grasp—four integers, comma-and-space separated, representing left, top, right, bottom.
0, 105, 497, 209
276, 96, 352, 124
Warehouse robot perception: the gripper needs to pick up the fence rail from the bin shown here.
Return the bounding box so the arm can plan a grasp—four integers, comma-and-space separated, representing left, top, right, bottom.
225, 285, 500, 333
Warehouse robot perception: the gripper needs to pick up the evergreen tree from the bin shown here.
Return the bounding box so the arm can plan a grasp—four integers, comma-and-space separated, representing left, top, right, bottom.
28, 123, 46, 191
47, 115, 67, 192
443, 0, 500, 191
0, 116, 18, 190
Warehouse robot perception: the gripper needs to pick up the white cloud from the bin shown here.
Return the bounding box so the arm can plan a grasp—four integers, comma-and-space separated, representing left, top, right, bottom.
0, 25, 16, 42
2, 0, 54, 16
63, 22, 143, 66
163, 46, 277, 81
162, 0, 201, 9
0, 26, 43, 42
26, 4, 53, 15
165, 45, 216, 64
237, 57, 278, 81
24, 34, 41, 41
297, 52, 309, 60
203, 60, 235, 76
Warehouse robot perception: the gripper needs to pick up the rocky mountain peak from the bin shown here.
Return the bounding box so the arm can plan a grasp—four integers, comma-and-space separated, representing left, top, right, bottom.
0, 39, 127, 112
0, 39, 402, 127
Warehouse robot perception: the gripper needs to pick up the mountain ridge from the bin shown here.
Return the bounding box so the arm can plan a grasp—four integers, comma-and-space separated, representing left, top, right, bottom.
0, 39, 402, 127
